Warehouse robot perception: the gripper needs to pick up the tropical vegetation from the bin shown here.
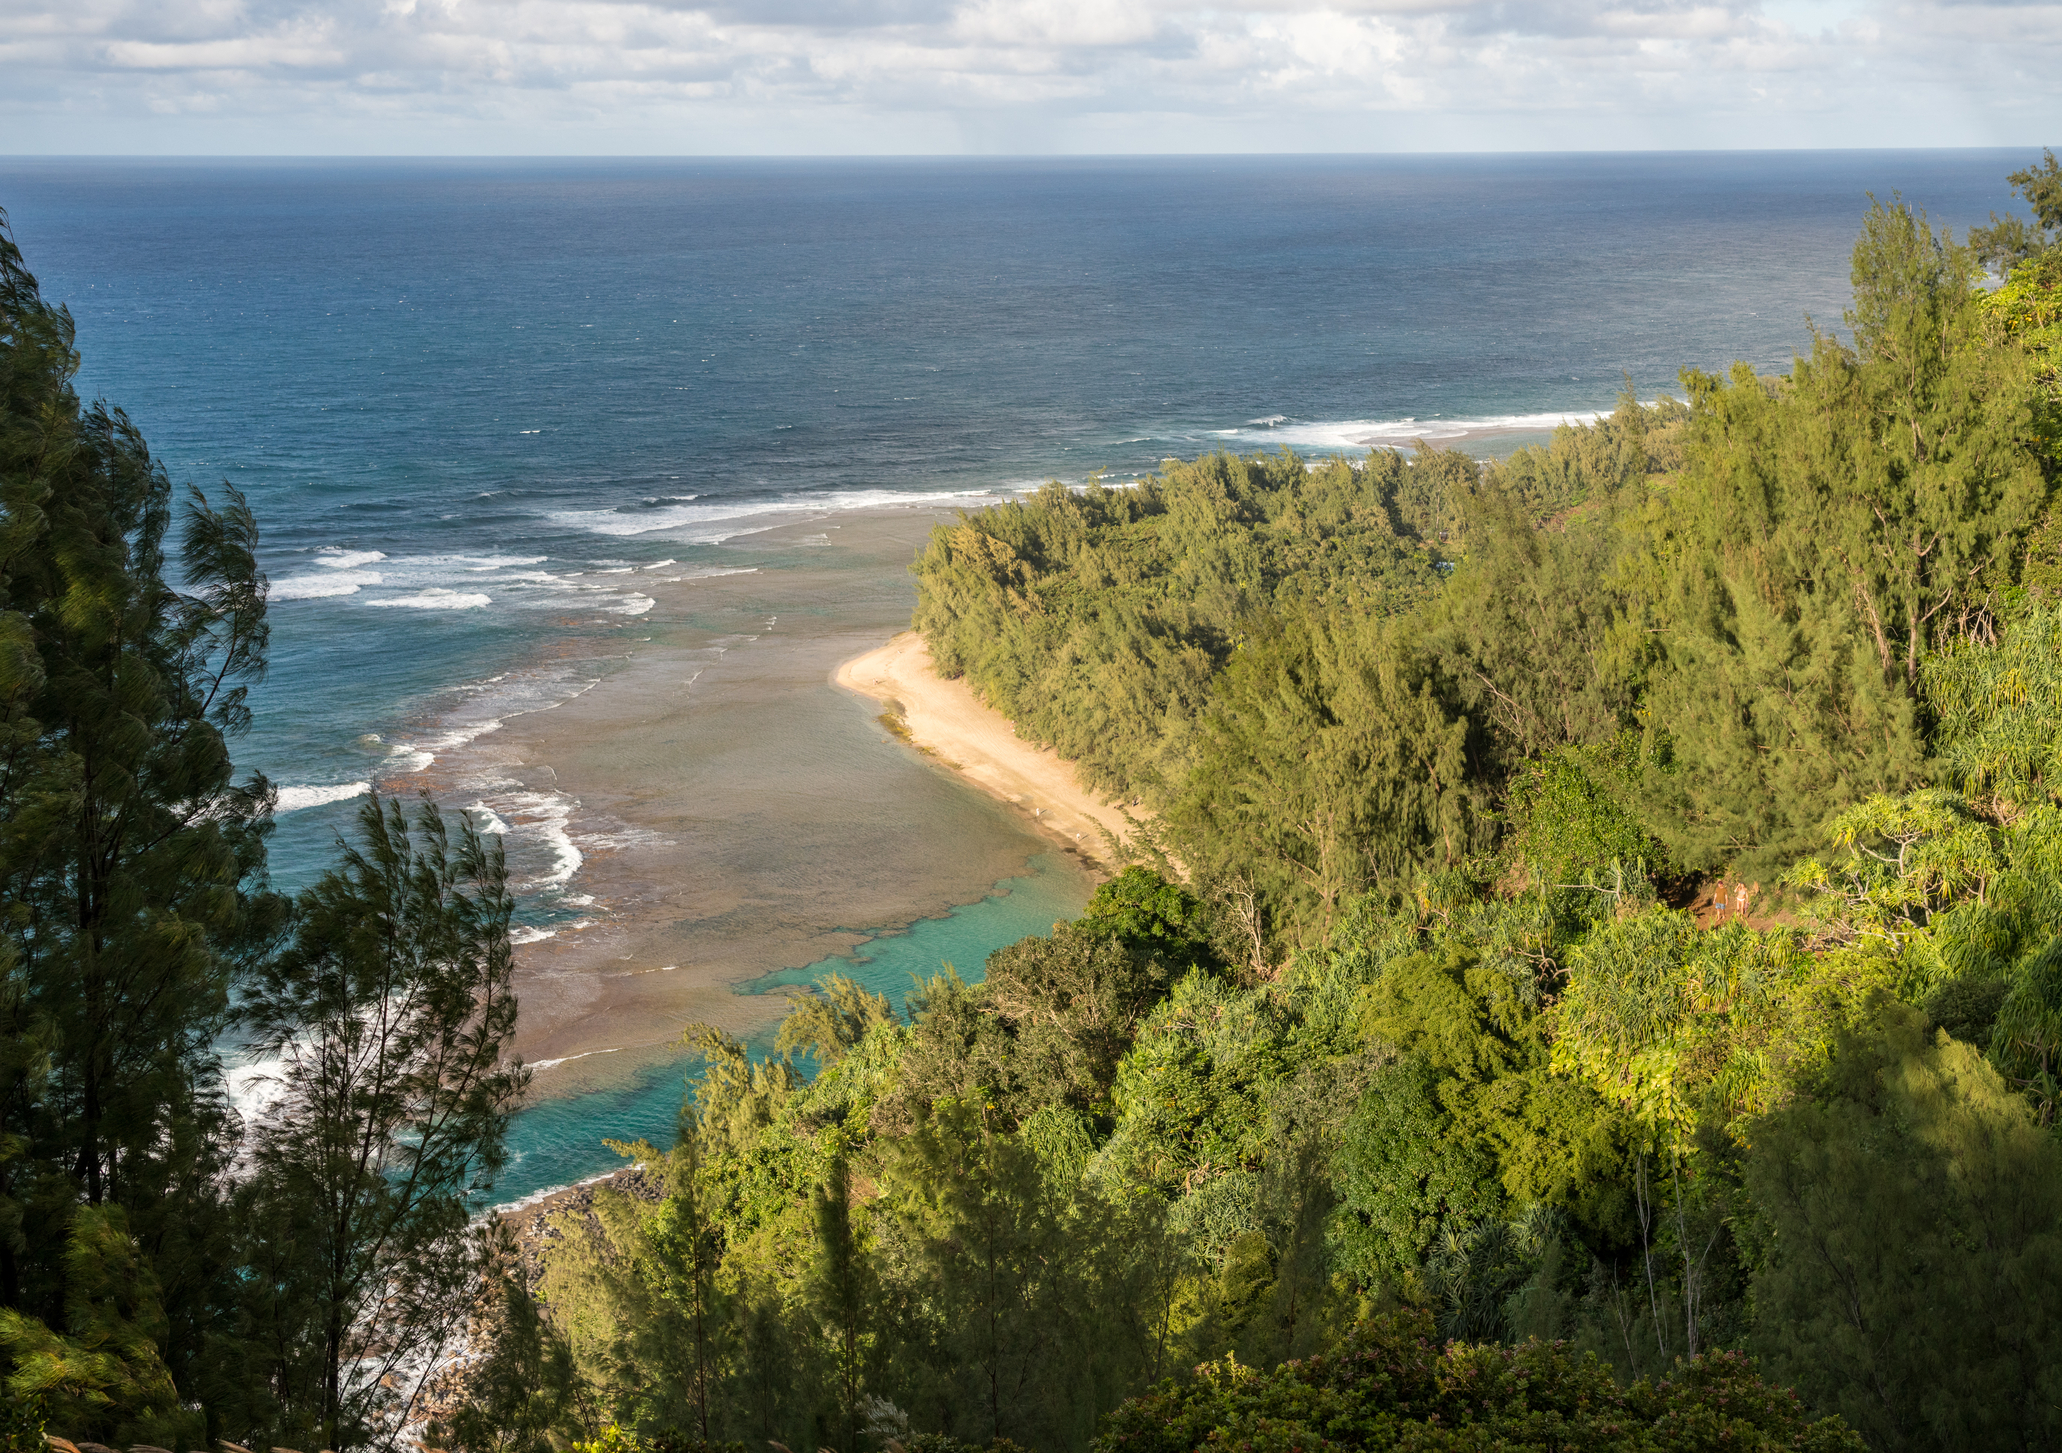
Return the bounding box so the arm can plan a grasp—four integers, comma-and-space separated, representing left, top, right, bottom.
4, 157, 2062, 1453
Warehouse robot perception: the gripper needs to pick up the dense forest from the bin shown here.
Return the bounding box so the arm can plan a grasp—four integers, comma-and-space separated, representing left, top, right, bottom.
3, 156, 2062, 1453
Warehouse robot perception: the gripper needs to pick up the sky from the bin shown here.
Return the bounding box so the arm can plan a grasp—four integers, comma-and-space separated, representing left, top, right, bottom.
0, 0, 2058, 154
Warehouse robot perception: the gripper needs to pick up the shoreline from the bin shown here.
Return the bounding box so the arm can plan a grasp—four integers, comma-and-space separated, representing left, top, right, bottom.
835, 631, 1146, 869
375, 505, 1094, 1079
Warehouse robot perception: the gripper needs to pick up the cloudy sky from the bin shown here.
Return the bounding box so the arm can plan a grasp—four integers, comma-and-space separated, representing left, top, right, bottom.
2, 0, 2057, 153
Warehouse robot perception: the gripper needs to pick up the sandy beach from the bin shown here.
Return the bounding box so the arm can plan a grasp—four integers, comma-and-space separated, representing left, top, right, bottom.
390, 505, 1096, 1095
836, 632, 1147, 864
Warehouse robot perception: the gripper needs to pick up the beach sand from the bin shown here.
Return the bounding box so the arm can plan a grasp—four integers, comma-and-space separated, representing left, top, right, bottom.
835, 633, 1147, 865
394, 505, 1096, 1088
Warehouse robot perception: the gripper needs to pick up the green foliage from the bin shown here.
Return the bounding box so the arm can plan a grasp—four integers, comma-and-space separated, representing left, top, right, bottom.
1927, 804, 2062, 1121
1980, 250, 2062, 458
435, 1269, 597, 1453
1785, 789, 2000, 949
564, 1425, 748, 1453
1346, 944, 1630, 1258
1924, 597, 2062, 812
233, 794, 526, 1449
1076, 868, 1219, 972
1505, 738, 1658, 892
1429, 391, 1677, 763
1969, 149, 2062, 274
0, 1392, 41, 1453
0, 1206, 195, 1446
1095, 970, 1292, 1194
1332, 1056, 1499, 1287
1175, 610, 1494, 951
912, 454, 1447, 808
1091, 1309, 1863, 1453
1550, 911, 1875, 1139
1745, 1003, 2062, 1452
778, 974, 896, 1073
1632, 200, 2049, 875
919, 205, 2056, 908
0, 206, 282, 1435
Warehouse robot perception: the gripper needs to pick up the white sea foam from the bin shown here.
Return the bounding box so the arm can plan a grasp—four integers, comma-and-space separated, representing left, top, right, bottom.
490, 1163, 633, 1214
491, 791, 583, 889
643, 559, 677, 571
316, 549, 387, 569
369, 589, 493, 609
578, 825, 672, 854
527, 1047, 622, 1073
1209, 409, 1633, 451
275, 781, 371, 813
420, 720, 505, 751
600, 594, 655, 616
224, 1050, 291, 1123
469, 804, 512, 835
272, 570, 382, 600
510, 925, 557, 945
378, 719, 503, 776
548, 486, 1004, 540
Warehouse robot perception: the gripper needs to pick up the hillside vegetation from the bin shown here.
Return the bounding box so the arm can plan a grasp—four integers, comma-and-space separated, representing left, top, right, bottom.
433, 183, 2062, 1453
5, 162, 2062, 1453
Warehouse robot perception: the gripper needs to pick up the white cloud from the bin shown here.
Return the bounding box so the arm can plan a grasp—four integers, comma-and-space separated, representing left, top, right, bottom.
0, 0, 2056, 149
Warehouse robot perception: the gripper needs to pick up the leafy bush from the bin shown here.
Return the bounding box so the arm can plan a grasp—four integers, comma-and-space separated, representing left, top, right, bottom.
0, 1396, 45, 1453
1091, 1310, 1863, 1453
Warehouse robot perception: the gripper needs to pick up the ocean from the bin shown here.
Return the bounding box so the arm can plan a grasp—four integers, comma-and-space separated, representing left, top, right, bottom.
0, 150, 2030, 1202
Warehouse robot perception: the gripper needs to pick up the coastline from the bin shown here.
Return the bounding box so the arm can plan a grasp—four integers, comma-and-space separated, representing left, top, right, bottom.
377, 504, 1095, 1087
835, 632, 1147, 867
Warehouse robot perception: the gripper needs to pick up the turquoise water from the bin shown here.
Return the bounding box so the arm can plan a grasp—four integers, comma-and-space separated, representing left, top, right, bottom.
0, 152, 2022, 898
741, 851, 1088, 1014
492, 852, 1088, 1205
0, 150, 2034, 1206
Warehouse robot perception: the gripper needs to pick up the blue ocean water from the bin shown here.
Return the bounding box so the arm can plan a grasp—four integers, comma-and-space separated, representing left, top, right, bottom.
1, 153, 2026, 824
0, 151, 2034, 1200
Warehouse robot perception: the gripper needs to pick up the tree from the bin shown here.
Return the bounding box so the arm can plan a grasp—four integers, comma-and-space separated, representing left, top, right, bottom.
1745, 1003, 2062, 1452
429, 1260, 594, 1453
0, 1205, 194, 1446
808, 1148, 869, 1453
1074, 867, 1219, 974
234, 794, 525, 1450
1635, 200, 2049, 875
1428, 392, 1663, 765
1925, 599, 2062, 814
1176, 610, 1492, 949
1969, 149, 2062, 275
871, 1102, 1079, 1451
776, 975, 894, 1074
655, 1139, 723, 1443
1092, 1308, 1864, 1453
1331, 1055, 1499, 1289
0, 206, 279, 1430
